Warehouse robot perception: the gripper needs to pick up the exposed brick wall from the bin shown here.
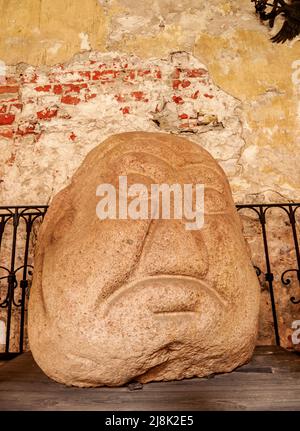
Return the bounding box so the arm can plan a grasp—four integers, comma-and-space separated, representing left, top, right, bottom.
0, 58, 218, 141
0, 51, 242, 205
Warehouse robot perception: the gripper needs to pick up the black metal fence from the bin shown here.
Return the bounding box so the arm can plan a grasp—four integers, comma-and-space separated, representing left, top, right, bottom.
236, 204, 300, 346
0, 206, 48, 359
0, 203, 299, 359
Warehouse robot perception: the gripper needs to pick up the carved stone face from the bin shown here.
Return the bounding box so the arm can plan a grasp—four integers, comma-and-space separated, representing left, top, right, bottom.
28, 132, 260, 387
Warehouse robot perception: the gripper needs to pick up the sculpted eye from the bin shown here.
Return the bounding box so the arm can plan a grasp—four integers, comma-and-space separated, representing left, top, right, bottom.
108, 152, 174, 183
180, 165, 225, 194
204, 188, 229, 214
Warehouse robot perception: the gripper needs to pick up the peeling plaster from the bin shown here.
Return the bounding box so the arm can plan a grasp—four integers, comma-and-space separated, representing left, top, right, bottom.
0, 51, 245, 205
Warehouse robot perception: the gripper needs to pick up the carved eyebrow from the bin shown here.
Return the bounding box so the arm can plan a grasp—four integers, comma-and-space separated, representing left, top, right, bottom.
107, 151, 177, 181
109, 151, 175, 168
179, 166, 226, 193
103, 146, 227, 193
203, 187, 230, 215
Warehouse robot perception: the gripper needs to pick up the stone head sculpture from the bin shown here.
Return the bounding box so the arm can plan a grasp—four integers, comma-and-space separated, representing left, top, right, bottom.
28, 132, 260, 387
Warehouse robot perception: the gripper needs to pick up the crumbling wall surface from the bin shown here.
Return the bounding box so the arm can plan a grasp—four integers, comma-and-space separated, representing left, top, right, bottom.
0, 0, 299, 348
0, 0, 300, 204
0, 51, 244, 204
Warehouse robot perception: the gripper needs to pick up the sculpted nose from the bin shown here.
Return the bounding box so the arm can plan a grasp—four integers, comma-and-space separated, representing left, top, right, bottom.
133, 219, 209, 280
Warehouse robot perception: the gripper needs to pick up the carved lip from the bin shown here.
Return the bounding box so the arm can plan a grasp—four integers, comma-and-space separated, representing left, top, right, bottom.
102, 275, 227, 317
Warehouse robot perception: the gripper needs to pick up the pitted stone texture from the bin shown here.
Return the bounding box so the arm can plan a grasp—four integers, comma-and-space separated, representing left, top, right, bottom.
28, 132, 260, 387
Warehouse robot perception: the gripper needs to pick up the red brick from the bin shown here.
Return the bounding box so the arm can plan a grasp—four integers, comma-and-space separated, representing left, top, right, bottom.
35, 85, 52, 92
191, 90, 200, 100
91, 69, 119, 82
0, 113, 15, 125
61, 95, 81, 105
172, 80, 181, 90
92, 71, 102, 81
179, 113, 189, 120
17, 122, 38, 136
121, 106, 130, 115
0, 105, 7, 113
129, 70, 135, 80
138, 69, 151, 77
181, 79, 191, 88
53, 84, 63, 95
37, 107, 58, 120
85, 93, 97, 102
186, 68, 207, 78
172, 95, 184, 105
173, 79, 191, 89
0, 86, 19, 94
204, 93, 214, 99
131, 91, 144, 101
69, 132, 77, 141
78, 71, 91, 80
0, 128, 14, 139
64, 83, 88, 93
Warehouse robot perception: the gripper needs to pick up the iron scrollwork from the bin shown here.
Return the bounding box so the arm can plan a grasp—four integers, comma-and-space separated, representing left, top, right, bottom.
281, 269, 300, 304
237, 202, 300, 346
0, 264, 33, 309
0, 206, 47, 356
277, 205, 300, 304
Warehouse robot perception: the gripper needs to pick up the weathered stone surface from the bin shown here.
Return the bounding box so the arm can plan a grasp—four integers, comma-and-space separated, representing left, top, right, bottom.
28, 132, 260, 387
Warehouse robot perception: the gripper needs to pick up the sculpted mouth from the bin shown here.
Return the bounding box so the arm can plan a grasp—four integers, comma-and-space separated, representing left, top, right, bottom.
102, 275, 227, 317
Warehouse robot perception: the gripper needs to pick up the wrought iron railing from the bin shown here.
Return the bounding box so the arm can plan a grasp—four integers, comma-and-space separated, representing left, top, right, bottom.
236, 203, 300, 347
0, 206, 47, 359
0, 203, 299, 359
